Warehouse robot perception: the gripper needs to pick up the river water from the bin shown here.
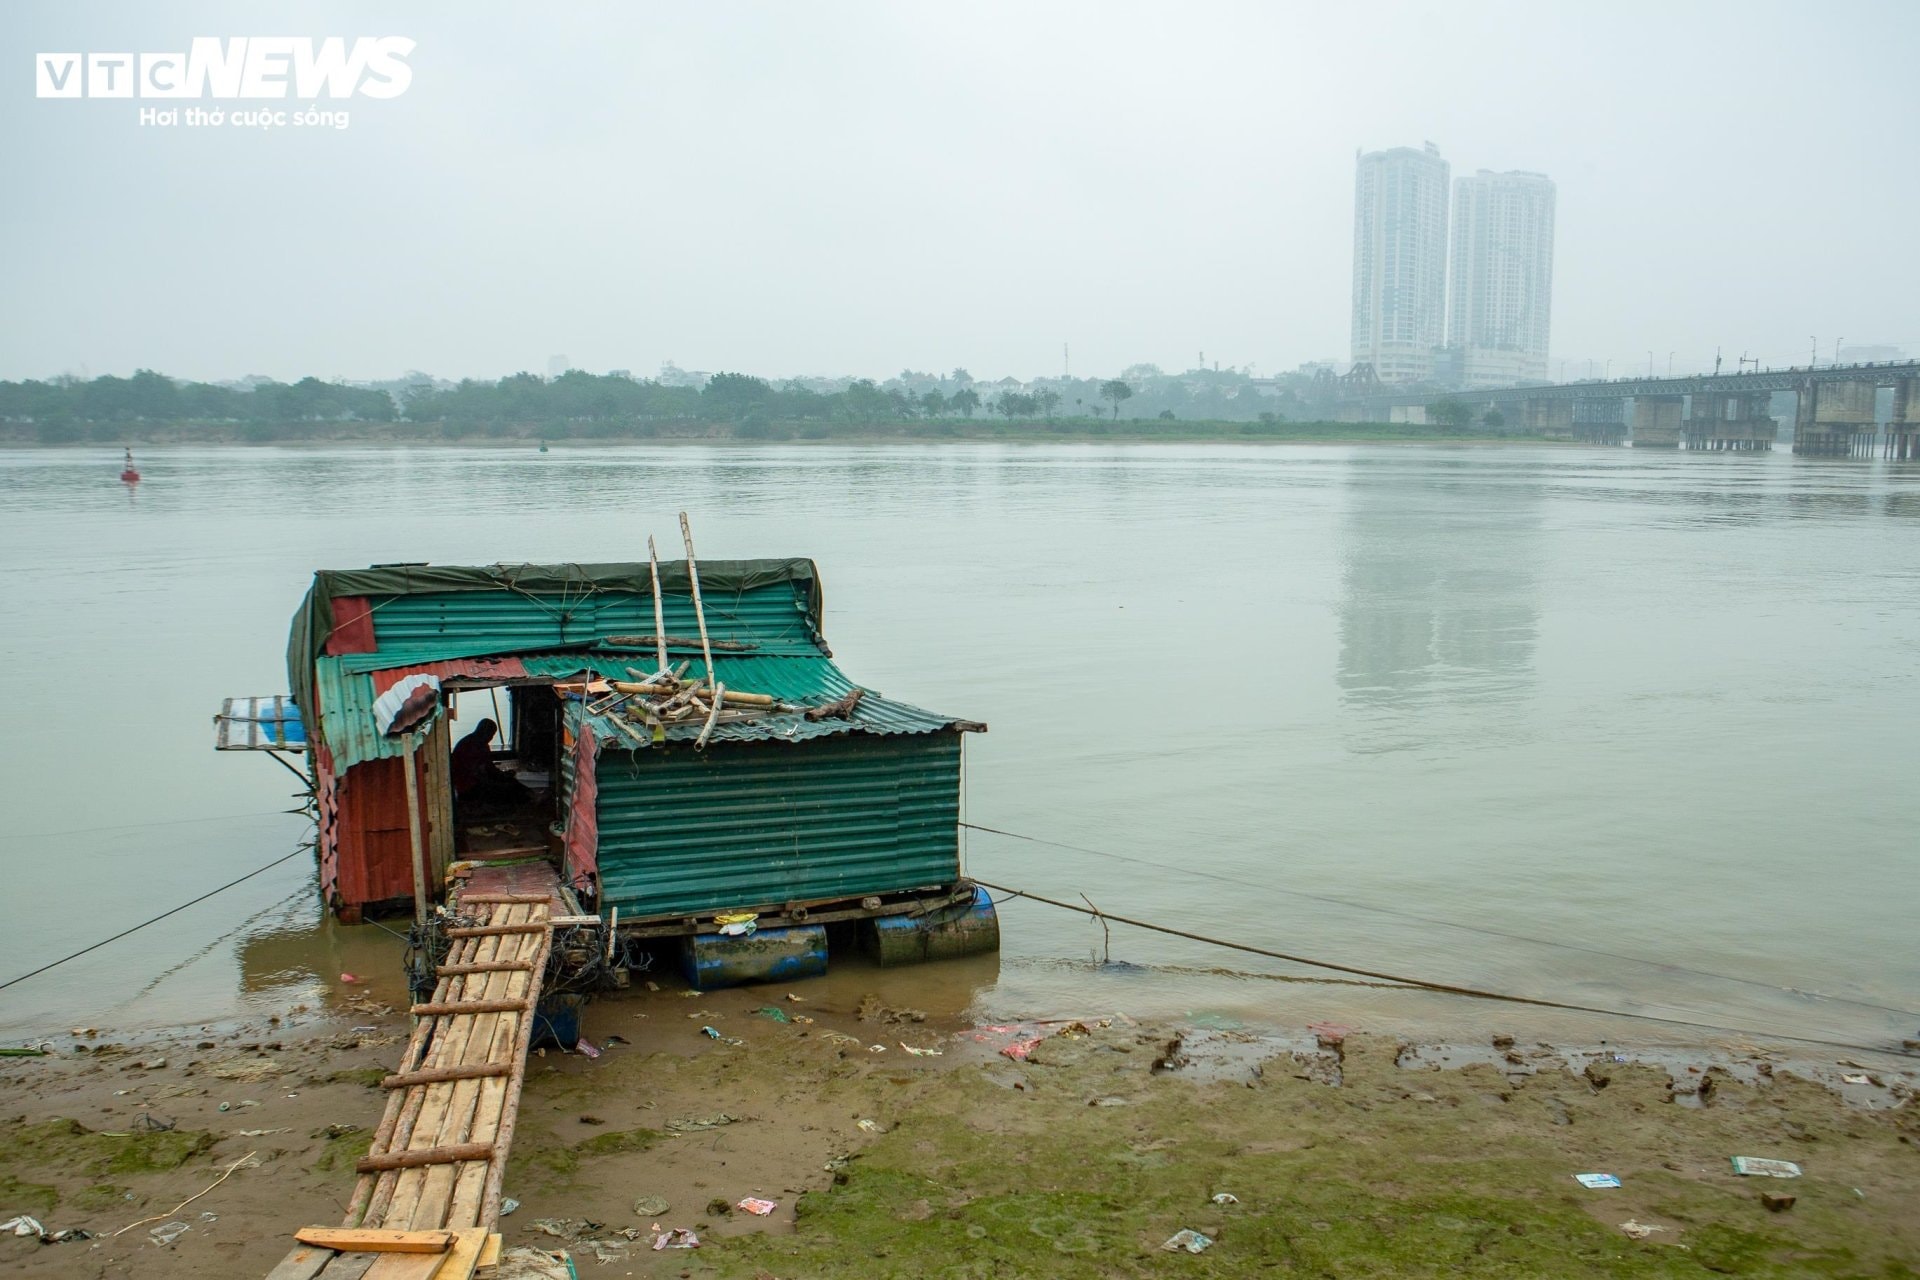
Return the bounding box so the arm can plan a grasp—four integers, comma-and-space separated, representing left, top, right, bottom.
1, 443, 1915, 1053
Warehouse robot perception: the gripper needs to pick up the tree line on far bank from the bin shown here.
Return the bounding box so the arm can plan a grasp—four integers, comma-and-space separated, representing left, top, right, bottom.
3, 367, 1511, 443
2, 371, 394, 442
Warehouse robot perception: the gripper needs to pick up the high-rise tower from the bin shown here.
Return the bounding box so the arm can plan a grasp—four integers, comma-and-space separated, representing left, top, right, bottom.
1350, 142, 1450, 383
1447, 170, 1555, 387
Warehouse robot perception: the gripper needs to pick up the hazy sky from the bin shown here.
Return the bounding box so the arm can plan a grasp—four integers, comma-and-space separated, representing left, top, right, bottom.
5, 1, 1917, 384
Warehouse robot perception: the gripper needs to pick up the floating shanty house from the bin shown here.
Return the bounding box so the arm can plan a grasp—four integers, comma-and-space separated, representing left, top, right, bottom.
217, 558, 996, 983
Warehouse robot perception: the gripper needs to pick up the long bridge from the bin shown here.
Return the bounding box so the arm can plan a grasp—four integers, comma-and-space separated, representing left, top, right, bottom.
1318, 359, 1920, 457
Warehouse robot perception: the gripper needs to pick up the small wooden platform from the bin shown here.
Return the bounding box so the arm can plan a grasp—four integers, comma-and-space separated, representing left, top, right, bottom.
266, 889, 555, 1279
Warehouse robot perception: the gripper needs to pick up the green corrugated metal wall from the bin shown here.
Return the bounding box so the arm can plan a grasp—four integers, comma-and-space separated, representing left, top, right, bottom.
593, 732, 963, 919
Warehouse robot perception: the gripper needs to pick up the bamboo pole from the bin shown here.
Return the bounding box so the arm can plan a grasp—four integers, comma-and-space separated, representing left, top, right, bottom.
646, 535, 669, 677
402, 733, 428, 929
678, 511, 717, 689
695, 683, 726, 751
478, 920, 551, 1228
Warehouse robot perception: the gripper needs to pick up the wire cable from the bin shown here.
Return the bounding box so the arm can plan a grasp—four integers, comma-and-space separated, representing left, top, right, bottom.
976, 879, 1912, 1057
0, 848, 308, 993
0, 809, 297, 843
961, 820, 1920, 1020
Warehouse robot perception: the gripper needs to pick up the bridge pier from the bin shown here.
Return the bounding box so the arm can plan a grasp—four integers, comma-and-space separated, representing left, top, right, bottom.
1793, 380, 1877, 457
1886, 379, 1920, 460
1523, 397, 1574, 440
1630, 394, 1683, 448
1683, 391, 1775, 451
1571, 397, 1627, 445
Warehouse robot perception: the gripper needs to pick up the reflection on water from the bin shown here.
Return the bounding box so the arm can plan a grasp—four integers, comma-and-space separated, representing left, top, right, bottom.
1338, 457, 1540, 746
1, 444, 1917, 1054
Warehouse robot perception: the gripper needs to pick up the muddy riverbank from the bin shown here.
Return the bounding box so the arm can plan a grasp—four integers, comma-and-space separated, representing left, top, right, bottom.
2, 978, 1916, 1278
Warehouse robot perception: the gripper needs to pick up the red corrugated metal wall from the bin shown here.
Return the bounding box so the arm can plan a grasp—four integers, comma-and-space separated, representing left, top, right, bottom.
333, 753, 436, 916
325, 597, 376, 654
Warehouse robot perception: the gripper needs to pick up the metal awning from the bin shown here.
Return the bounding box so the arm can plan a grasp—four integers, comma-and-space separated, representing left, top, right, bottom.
214, 695, 308, 752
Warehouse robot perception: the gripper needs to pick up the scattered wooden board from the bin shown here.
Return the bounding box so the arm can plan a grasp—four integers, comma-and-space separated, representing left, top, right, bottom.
293, 1228, 453, 1254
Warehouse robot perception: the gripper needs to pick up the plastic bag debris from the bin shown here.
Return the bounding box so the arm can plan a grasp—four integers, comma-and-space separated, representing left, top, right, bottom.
1575, 1174, 1622, 1189
1730, 1156, 1802, 1178
665, 1113, 738, 1132
856, 1118, 884, 1133
1001, 1037, 1042, 1061
1620, 1219, 1665, 1240
736, 1198, 778, 1216
150, 1220, 191, 1246
575, 1038, 601, 1059
500, 1197, 520, 1216
1161, 1228, 1213, 1253
900, 1042, 942, 1056
632, 1196, 670, 1217
1212, 1193, 1239, 1205
651, 1228, 700, 1250
698, 1026, 742, 1045
756, 1006, 790, 1023
2, 1216, 94, 1245
339, 973, 360, 983
1841, 1073, 1871, 1085
495, 1246, 572, 1279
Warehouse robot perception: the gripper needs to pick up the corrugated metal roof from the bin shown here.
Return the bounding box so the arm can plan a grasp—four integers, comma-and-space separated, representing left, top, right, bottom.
313, 649, 977, 771
561, 653, 973, 748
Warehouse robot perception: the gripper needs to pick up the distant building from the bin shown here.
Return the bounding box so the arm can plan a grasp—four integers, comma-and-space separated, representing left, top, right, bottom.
1838, 344, 1905, 364
1350, 142, 1451, 383
1447, 170, 1556, 387
547, 354, 572, 380
608, 368, 634, 380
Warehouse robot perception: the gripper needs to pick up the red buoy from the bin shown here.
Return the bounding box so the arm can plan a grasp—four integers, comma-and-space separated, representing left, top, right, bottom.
120, 447, 140, 484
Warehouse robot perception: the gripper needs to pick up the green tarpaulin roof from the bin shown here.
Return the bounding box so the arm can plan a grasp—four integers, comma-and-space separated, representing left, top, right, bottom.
287, 558, 824, 730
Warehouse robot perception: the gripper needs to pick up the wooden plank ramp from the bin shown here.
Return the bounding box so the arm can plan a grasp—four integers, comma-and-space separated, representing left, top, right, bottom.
265, 889, 556, 1279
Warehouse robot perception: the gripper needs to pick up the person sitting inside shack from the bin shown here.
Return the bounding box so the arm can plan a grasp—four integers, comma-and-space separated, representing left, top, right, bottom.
450, 718, 523, 809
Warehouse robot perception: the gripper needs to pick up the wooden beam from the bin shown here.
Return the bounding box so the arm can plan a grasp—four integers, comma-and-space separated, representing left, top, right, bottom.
407, 998, 530, 1017
355, 1143, 494, 1174
426, 1228, 488, 1280
362, 1253, 449, 1280
455, 892, 553, 904
293, 1227, 453, 1253
445, 923, 548, 938
263, 1244, 334, 1280
434, 960, 535, 976
381, 1062, 512, 1090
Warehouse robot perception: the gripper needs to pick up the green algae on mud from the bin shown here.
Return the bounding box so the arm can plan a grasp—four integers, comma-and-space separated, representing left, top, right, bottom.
1, 1117, 216, 1179
699, 1029, 1919, 1280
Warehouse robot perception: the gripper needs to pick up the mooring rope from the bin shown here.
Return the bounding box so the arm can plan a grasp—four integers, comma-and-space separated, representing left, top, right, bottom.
960, 820, 1920, 1021
974, 878, 1913, 1057
0, 848, 307, 993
